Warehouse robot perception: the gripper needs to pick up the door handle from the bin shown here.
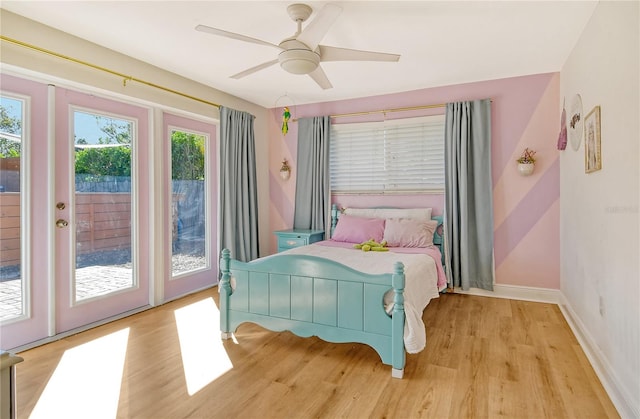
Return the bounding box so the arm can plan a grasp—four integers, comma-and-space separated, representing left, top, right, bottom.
56, 202, 66, 210
56, 219, 69, 228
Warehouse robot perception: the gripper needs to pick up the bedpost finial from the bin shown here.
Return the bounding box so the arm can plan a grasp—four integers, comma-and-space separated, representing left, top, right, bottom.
394, 261, 403, 273
220, 249, 232, 292
392, 262, 405, 309
393, 262, 405, 287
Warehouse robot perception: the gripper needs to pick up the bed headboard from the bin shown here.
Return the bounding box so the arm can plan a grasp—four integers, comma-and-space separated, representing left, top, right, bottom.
330, 204, 445, 266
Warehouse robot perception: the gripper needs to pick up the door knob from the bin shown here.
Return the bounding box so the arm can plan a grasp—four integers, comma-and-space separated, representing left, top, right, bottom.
56, 219, 69, 228
56, 202, 66, 210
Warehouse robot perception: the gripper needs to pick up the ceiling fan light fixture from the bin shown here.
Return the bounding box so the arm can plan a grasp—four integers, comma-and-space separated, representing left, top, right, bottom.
197, 2, 399, 88
279, 49, 320, 75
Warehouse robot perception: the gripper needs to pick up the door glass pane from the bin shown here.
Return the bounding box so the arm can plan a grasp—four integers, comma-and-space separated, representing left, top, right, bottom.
74, 111, 134, 301
0, 96, 24, 321
171, 129, 206, 277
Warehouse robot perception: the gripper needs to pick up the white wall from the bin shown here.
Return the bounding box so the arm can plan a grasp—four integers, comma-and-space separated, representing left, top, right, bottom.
560, 1, 639, 417
0, 10, 271, 259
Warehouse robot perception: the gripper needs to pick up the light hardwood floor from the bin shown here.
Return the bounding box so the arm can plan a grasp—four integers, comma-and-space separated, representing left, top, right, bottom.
15, 288, 619, 418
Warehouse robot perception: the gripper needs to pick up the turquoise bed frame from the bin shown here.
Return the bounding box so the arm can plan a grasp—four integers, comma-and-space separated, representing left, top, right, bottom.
219, 206, 443, 379
219, 250, 406, 378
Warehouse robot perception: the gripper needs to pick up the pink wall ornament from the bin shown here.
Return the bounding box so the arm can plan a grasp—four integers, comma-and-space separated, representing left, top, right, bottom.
557, 98, 567, 150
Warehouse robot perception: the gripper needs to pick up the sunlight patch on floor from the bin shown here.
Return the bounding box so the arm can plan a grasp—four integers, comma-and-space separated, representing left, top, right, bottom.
29, 328, 130, 419
174, 297, 233, 395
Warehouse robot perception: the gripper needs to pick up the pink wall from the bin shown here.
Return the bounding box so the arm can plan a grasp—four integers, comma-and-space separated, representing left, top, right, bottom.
268, 73, 560, 290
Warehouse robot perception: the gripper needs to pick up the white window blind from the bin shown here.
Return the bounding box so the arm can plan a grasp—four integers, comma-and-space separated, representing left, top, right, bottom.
330, 115, 445, 193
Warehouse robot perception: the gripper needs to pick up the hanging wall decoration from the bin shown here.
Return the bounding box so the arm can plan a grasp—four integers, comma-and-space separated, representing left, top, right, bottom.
279, 158, 291, 180
282, 106, 291, 135
274, 93, 295, 138
557, 97, 567, 150
568, 94, 584, 151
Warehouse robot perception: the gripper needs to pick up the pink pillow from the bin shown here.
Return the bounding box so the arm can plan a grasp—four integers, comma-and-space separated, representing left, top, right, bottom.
383, 218, 437, 247
331, 214, 385, 243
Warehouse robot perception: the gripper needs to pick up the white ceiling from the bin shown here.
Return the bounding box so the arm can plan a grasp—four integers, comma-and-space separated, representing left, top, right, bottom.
2, 1, 597, 108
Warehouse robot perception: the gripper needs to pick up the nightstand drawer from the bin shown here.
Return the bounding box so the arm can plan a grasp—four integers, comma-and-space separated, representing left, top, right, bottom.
273, 229, 325, 253
278, 236, 307, 249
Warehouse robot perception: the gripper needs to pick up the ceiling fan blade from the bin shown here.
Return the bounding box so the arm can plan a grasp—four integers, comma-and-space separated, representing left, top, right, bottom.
231, 59, 279, 79
296, 4, 342, 50
308, 66, 333, 90
319, 45, 401, 62
196, 24, 282, 50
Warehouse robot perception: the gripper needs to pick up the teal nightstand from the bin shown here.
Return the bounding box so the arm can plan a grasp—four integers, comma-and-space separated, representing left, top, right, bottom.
274, 229, 325, 253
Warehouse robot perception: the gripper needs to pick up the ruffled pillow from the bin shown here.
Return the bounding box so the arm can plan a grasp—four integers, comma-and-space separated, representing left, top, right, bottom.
383, 218, 438, 247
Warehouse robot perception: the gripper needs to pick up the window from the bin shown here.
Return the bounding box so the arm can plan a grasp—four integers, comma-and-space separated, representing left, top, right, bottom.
0, 95, 26, 321
329, 115, 445, 193
73, 109, 135, 301
170, 128, 207, 277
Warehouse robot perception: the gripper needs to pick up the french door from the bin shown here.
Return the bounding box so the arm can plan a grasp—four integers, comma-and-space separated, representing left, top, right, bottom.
1, 74, 218, 350
0, 75, 151, 348
54, 87, 151, 332
162, 112, 218, 301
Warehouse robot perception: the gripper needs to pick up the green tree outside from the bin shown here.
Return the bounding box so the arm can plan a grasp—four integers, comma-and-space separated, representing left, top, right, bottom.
75, 127, 205, 180
0, 103, 22, 158
0, 103, 21, 134
0, 108, 205, 179
96, 117, 131, 145
75, 146, 132, 176
171, 131, 205, 180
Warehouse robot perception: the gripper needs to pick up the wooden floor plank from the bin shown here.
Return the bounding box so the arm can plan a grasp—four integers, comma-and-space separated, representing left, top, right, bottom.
408, 363, 457, 418
14, 288, 620, 418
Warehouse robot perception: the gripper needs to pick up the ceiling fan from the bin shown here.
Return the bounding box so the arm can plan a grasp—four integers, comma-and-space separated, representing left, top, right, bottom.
195, 3, 400, 90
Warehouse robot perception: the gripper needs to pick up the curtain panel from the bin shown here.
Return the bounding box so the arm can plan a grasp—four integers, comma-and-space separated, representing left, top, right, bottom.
219, 106, 259, 262
293, 116, 331, 233
444, 99, 494, 291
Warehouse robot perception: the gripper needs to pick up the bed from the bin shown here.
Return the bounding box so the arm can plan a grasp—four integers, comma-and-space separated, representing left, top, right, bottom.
218, 205, 446, 378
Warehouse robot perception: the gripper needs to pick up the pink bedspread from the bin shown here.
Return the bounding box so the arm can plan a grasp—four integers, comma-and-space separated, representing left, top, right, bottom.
317, 240, 447, 290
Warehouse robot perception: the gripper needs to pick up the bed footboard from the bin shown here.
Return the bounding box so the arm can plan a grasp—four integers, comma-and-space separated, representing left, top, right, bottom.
219, 249, 406, 378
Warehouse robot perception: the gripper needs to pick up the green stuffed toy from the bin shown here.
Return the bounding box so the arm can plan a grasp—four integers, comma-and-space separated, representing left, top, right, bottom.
353, 239, 389, 252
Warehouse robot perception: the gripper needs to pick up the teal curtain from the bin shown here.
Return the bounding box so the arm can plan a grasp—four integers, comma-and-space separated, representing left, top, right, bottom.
444, 99, 494, 291
293, 116, 330, 232
219, 106, 259, 262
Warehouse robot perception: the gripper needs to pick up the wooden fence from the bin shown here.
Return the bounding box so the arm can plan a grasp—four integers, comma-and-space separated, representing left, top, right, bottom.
0, 193, 132, 268
0, 157, 20, 192
0, 191, 196, 268
0, 193, 20, 267
75, 193, 132, 255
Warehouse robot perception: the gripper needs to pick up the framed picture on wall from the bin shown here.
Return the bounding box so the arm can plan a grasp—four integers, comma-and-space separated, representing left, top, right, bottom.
584, 105, 602, 173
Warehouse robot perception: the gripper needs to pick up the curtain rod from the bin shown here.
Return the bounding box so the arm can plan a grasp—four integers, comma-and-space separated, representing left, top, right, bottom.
0, 35, 221, 109
292, 99, 492, 121
290, 102, 446, 122
330, 103, 445, 119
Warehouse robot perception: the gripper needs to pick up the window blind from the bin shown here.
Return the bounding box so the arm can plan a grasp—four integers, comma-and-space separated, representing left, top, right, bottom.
330, 115, 445, 193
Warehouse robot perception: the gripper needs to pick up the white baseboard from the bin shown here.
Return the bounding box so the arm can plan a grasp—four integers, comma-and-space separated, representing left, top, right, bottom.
452, 284, 635, 418
558, 293, 637, 419
452, 283, 560, 304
